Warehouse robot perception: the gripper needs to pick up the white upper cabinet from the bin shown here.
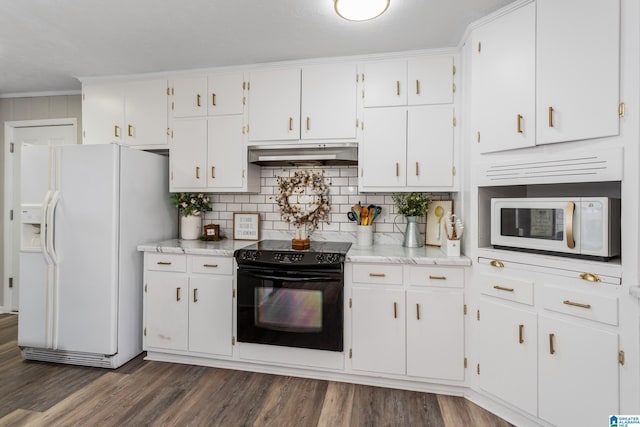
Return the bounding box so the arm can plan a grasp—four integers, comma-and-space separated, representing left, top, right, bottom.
82, 79, 168, 147
172, 77, 208, 118
407, 56, 455, 105
172, 72, 245, 118
207, 115, 244, 189
406, 105, 455, 187
363, 61, 407, 107
248, 68, 301, 142
208, 72, 245, 116
364, 55, 455, 107
536, 0, 620, 145
361, 107, 407, 188
472, 2, 535, 153
301, 63, 357, 140
170, 119, 207, 189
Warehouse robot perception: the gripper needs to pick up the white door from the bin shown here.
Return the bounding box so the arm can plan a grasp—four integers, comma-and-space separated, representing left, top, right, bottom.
408, 56, 454, 105
53, 144, 119, 353
208, 72, 245, 116
145, 272, 188, 351
172, 77, 208, 118
124, 79, 168, 146
361, 108, 406, 188
207, 116, 244, 189
189, 276, 233, 355
170, 119, 207, 190
82, 82, 124, 144
301, 63, 357, 140
363, 60, 407, 107
6, 123, 75, 312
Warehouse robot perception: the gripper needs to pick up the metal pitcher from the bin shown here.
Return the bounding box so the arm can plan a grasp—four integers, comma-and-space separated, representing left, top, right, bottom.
402, 216, 423, 248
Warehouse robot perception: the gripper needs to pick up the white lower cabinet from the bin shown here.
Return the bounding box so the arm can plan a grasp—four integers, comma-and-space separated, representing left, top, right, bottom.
350, 263, 465, 382
538, 315, 619, 427
478, 299, 537, 415
144, 254, 234, 357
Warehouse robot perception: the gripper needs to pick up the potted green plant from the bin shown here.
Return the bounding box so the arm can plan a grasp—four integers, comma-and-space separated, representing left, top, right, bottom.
392, 192, 432, 248
171, 193, 212, 239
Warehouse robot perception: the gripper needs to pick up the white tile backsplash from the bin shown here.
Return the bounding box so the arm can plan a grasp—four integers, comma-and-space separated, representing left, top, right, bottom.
203, 165, 452, 243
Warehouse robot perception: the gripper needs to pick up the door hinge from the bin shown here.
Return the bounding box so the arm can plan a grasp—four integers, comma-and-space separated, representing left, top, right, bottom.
233, 289, 236, 298
452, 166, 457, 176
10, 142, 14, 153
9, 210, 14, 221
247, 82, 250, 91
463, 304, 467, 315
452, 83, 456, 93
82, 93, 85, 101
166, 87, 171, 96
478, 41, 482, 53
8, 277, 13, 288
242, 169, 246, 178
246, 124, 250, 133
477, 363, 480, 375
361, 121, 364, 130
477, 131, 481, 143
242, 81, 246, 90
356, 74, 359, 83
171, 101, 174, 111
453, 117, 457, 127
619, 350, 625, 365
232, 337, 236, 345
452, 65, 457, 75
362, 89, 365, 100
349, 348, 352, 359
464, 357, 467, 368
349, 298, 352, 308
476, 309, 480, 321
242, 96, 246, 106
144, 283, 147, 293
356, 119, 359, 128
166, 128, 171, 136
144, 327, 147, 337
619, 102, 625, 117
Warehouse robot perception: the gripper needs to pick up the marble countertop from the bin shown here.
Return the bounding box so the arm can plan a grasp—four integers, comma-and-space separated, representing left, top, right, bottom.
138, 239, 471, 266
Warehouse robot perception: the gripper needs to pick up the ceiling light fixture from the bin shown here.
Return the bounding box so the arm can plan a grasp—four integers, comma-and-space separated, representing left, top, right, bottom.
334, 0, 390, 22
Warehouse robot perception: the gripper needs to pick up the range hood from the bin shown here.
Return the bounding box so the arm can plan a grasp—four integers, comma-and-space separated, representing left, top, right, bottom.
248, 143, 358, 167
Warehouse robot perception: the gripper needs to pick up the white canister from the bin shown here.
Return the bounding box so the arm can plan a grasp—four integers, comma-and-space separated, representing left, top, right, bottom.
356, 225, 374, 247
180, 215, 202, 240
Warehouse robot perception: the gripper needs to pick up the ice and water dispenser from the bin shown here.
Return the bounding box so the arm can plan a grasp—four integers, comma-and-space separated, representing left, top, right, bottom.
21, 205, 42, 251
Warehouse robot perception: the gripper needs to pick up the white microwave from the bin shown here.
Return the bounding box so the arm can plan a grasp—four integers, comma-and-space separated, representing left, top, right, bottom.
491, 197, 621, 259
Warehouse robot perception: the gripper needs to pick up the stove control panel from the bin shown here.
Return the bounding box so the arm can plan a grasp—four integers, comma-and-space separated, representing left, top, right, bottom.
273, 252, 305, 263
316, 253, 343, 264
238, 250, 261, 261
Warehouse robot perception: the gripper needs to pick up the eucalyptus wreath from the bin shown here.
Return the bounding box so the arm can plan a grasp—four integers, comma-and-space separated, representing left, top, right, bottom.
275, 170, 331, 232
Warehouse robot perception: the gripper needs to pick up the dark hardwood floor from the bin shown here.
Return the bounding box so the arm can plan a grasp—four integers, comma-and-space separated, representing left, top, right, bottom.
0, 314, 512, 426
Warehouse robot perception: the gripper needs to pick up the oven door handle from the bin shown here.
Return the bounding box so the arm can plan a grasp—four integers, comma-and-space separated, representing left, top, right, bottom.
241, 272, 338, 282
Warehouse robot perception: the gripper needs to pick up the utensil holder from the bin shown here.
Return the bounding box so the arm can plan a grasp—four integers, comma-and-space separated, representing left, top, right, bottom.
441, 237, 461, 257
356, 225, 373, 247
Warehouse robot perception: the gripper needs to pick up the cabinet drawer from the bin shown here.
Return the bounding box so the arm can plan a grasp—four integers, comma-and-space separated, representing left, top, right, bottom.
480, 274, 534, 306
352, 264, 403, 285
543, 285, 618, 326
146, 253, 187, 272
406, 266, 464, 288
189, 256, 233, 275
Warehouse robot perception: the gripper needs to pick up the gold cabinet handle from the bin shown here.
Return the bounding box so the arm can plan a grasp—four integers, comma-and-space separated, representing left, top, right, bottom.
415, 162, 419, 176
416, 303, 420, 320
203, 264, 218, 268
114, 125, 120, 138
429, 275, 447, 280
306, 117, 310, 131
193, 288, 198, 303
196, 166, 200, 179
549, 333, 555, 355
176, 287, 181, 302
563, 300, 592, 309
519, 324, 524, 344
395, 162, 399, 177
393, 302, 398, 319
517, 114, 523, 133
396, 80, 400, 96
369, 273, 386, 277
127, 124, 133, 137
579, 272, 601, 283
548, 106, 554, 127
211, 166, 215, 179
415, 80, 420, 95
156, 261, 172, 265
211, 93, 216, 106
493, 285, 514, 292
197, 94, 201, 107
289, 117, 293, 131
566, 202, 575, 249
489, 260, 504, 268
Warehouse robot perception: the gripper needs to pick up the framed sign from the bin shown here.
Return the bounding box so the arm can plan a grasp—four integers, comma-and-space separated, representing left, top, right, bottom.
233, 213, 260, 240
426, 200, 454, 247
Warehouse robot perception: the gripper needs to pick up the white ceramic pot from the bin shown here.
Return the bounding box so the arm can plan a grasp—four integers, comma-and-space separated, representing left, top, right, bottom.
180, 214, 202, 240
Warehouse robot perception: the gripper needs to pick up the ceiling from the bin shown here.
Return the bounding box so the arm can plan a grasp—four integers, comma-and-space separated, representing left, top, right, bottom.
0, 0, 515, 97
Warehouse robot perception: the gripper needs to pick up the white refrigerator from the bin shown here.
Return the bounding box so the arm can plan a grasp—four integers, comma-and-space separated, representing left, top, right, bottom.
18, 143, 177, 368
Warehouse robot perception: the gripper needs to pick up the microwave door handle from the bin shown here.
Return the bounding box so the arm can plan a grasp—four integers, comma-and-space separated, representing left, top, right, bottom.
566, 202, 576, 249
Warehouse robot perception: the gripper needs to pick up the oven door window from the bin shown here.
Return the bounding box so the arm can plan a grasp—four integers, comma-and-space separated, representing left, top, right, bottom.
500, 207, 564, 240
255, 287, 322, 333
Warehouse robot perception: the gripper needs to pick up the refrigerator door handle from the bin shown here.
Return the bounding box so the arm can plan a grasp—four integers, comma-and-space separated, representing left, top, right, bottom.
40, 190, 53, 265
47, 191, 60, 264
